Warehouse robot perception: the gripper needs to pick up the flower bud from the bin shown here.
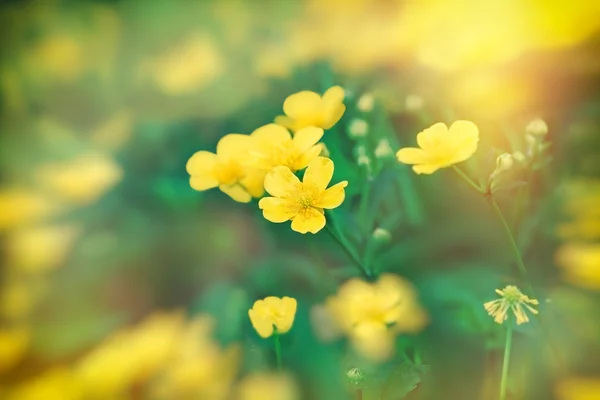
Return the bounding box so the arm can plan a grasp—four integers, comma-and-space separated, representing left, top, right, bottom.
525, 133, 538, 157
357, 93, 375, 112
526, 118, 548, 136
348, 119, 369, 139
512, 151, 525, 163
374, 139, 393, 159
495, 153, 514, 174
357, 155, 370, 167
372, 228, 391, 243
405, 94, 424, 112
346, 368, 364, 387
319, 143, 330, 158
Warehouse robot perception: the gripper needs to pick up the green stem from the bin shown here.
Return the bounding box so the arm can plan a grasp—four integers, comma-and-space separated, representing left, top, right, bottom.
499, 326, 513, 400
325, 224, 371, 279
358, 173, 372, 232
273, 327, 282, 371
487, 197, 536, 296
356, 389, 363, 400
452, 166, 484, 193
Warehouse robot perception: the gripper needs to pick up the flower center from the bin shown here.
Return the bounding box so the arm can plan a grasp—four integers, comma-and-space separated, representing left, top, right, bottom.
502, 286, 524, 304
215, 159, 244, 185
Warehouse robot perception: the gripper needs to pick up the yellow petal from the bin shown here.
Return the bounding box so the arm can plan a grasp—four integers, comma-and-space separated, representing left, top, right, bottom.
322, 104, 346, 130
447, 120, 479, 163
416, 122, 447, 150
275, 297, 298, 334
186, 151, 219, 190
219, 184, 251, 203
264, 166, 300, 198
258, 197, 297, 223
291, 208, 326, 234
396, 148, 429, 165
292, 127, 324, 152
315, 181, 348, 209
274, 115, 295, 130
251, 123, 291, 145
413, 164, 441, 175
248, 309, 274, 338
322, 86, 345, 105
291, 145, 323, 172
216, 134, 252, 158
303, 157, 334, 190
241, 170, 267, 198
351, 322, 394, 361
283, 91, 321, 119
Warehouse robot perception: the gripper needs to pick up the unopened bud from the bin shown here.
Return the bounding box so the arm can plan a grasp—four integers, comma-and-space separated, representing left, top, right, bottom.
525, 133, 538, 156
526, 118, 548, 136
495, 153, 514, 174
348, 119, 369, 139
405, 94, 424, 112
357, 93, 375, 112
512, 151, 525, 163
357, 155, 370, 167
374, 138, 393, 159
346, 368, 364, 386
319, 143, 330, 158
372, 228, 391, 243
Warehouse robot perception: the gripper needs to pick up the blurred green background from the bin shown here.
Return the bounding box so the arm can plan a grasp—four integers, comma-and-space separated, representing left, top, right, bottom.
1, 0, 600, 399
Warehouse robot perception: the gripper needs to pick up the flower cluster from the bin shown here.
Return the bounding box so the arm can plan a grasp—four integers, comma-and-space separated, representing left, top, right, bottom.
186, 86, 347, 234
484, 285, 539, 325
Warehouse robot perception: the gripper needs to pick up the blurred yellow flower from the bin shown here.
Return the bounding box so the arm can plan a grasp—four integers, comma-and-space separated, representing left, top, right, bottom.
258, 157, 348, 234
324, 274, 428, 361
187, 134, 265, 203
143, 34, 223, 95
75, 311, 185, 397
36, 153, 123, 206
555, 243, 600, 291
236, 372, 299, 400
6, 367, 82, 400
556, 376, 600, 400
151, 315, 240, 400
556, 180, 600, 241
275, 86, 346, 132
89, 110, 134, 152
0, 189, 60, 231
484, 285, 539, 325
248, 124, 324, 173
248, 296, 297, 338
396, 121, 479, 175
0, 280, 39, 321
25, 34, 85, 83
0, 326, 29, 373
6, 225, 79, 274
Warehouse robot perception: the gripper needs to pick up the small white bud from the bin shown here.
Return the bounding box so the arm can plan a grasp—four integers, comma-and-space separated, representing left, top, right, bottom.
319, 143, 330, 158
346, 368, 364, 386
512, 151, 526, 163
372, 228, 391, 243
495, 153, 514, 174
374, 138, 394, 159
348, 118, 369, 139
357, 93, 375, 112
405, 94, 424, 112
526, 118, 548, 136
525, 133, 538, 157
357, 155, 370, 167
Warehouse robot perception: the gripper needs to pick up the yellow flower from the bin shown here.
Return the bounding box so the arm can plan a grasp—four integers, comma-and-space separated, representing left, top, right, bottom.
556, 376, 600, 400
0, 325, 29, 373
555, 243, 600, 290
0, 189, 61, 232
275, 86, 346, 132
396, 121, 479, 174
324, 274, 428, 361
186, 134, 265, 203
236, 373, 299, 400
248, 124, 324, 173
258, 157, 348, 234
6, 367, 82, 400
248, 296, 297, 338
483, 285, 539, 325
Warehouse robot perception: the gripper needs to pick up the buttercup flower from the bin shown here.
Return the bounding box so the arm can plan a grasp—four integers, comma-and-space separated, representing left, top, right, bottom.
186, 134, 265, 203
555, 243, 600, 290
484, 285, 539, 325
236, 372, 299, 400
396, 121, 479, 174
275, 86, 346, 132
248, 124, 324, 173
258, 157, 348, 234
248, 296, 297, 338
324, 274, 428, 361
556, 376, 600, 400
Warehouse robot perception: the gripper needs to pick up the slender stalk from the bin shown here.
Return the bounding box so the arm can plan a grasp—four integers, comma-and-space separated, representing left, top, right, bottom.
356, 389, 363, 400
499, 326, 513, 400
325, 213, 371, 278
358, 174, 372, 232
273, 327, 282, 371
452, 166, 484, 193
